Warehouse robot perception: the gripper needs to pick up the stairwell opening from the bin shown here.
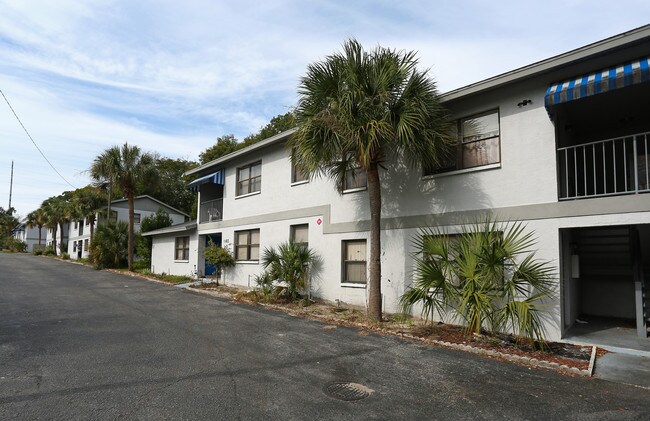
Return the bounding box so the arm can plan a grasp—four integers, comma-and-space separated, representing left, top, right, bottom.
561, 224, 650, 346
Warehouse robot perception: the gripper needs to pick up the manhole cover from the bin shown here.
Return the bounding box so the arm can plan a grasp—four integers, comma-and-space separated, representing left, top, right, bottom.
323, 382, 373, 401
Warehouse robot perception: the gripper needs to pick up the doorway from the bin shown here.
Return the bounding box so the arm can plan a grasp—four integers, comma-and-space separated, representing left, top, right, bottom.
204, 234, 222, 277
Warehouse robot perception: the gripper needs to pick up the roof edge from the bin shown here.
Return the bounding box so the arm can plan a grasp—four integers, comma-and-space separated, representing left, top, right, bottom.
141, 221, 197, 236
185, 128, 297, 176
440, 24, 650, 102
109, 195, 189, 218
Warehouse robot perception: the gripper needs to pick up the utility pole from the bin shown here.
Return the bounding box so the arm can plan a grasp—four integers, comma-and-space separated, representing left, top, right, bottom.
8, 160, 13, 213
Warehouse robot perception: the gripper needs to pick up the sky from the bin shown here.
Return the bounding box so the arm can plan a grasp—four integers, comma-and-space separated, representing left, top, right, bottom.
1, 0, 649, 217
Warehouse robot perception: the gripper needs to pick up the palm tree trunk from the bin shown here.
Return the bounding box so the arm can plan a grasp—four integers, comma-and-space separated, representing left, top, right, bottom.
52, 226, 58, 255
38, 226, 42, 248
367, 163, 382, 321
59, 221, 65, 256
128, 194, 135, 271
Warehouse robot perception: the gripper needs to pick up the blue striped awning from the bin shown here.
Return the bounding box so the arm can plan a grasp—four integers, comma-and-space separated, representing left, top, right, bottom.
545, 56, 650, 117
187, 169, 224, 192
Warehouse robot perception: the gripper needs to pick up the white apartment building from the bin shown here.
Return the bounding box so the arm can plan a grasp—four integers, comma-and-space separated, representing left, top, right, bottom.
45, 222, 70, 255
11, 219, 44, 252
67, 195, 188, 260
146, 26, 650, 346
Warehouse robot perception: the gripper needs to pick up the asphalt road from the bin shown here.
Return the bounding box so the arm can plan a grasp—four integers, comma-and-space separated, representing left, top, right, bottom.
1, 253, 648, 420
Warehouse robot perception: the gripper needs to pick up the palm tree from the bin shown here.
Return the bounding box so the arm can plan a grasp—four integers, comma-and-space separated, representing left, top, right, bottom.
290, 39, 450, 320
400, 220, 555, 346
261, 241, 318, 300
90, 143, 156, 270
26, 208, 47, 250
41, 196, 66, 255
71, 186, 106, 244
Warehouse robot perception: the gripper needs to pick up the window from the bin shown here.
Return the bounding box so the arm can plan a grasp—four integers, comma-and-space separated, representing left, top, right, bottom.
73, 241, 77, 252
342, 240, 367, 284
429, 109, 500, 174
290, 224, 309, 248
134, 213, 141, 224
237, 161, 262, 196
84, 239, 89, 251
74, 221, 78, 229
175, 236, 190, 261
343, 168, 367, 192
291, 161, 308, 184
109, 210, 118, 221
235, 229, 260, 261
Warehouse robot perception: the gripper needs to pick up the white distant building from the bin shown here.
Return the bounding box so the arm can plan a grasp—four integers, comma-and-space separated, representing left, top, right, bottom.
67, 195, 188, 260
11, 219, 44, 252
45, 222, 70, 255
146, 26, 650, 345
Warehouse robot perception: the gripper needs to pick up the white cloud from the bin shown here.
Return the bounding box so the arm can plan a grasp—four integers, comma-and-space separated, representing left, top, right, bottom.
1, 0, 650, 214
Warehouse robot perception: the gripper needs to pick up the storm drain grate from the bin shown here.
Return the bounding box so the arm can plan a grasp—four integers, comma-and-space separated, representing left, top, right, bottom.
323, 382, 373, 401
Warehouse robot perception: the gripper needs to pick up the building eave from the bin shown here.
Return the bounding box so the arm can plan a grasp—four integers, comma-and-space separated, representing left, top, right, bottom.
141, 221, 197, 237
107, 195, 190, 218
440, 24, 650, 103
185, 128, 297, 177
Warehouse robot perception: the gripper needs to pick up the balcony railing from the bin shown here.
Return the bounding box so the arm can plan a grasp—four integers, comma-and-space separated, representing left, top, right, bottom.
199, 198, 223, 223
558, 132, 650, 200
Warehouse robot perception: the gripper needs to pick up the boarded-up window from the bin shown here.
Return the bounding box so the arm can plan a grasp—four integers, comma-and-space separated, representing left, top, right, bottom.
290, 224, 309, 248
235, 229, 260, 261
343, 168, 367, 191
428, 109, 500, 174
175, 236, 190, 260
237, 162, 262, 196
342, 240, 367, 284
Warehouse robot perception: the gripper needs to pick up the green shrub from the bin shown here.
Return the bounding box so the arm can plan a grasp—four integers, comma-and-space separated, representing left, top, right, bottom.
132, 260, 150, 271
258, 241, 319, 301
43, 245, 56, 256
61, 252, 70, 260
400, 219, 555, 347
90, 220, 128, 269
3, 237, 27, 252
204, 240, 235, 284
33, 249, 43, 256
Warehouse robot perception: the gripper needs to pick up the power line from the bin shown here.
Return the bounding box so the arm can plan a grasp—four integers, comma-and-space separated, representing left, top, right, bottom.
0, 89, 76, 189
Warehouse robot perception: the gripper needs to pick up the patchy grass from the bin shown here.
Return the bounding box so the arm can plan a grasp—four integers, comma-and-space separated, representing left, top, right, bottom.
138, 271, 194, 284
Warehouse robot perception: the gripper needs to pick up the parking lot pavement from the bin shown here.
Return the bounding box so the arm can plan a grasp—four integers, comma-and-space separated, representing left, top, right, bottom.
1, 253, 649, 420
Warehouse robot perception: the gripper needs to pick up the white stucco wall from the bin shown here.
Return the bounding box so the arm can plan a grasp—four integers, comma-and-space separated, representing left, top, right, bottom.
13, 225, 44, 252
171, 41, 650, 343
67, 198, 188, 260
150, 231, 199, 277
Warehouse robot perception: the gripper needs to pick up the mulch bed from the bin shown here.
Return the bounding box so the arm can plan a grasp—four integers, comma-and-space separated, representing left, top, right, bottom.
186, 284, 603, 374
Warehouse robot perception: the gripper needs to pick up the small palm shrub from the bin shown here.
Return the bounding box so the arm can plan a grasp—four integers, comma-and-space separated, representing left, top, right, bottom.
400, 219, 555, 346
43, 245, 55, 256
259, 241, 318, 301
90, 220, 128, 269
61, 252, 70, 260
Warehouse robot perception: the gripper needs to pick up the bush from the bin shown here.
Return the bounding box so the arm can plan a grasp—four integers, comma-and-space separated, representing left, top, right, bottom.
258, 241, 319, 301
90, 220, 128, 269
400, 219, 555, 346
61, 252, 70, 260
3, 237, 27, 252
43, 245, 56, 256
33, 249, 43, 256
204, 240, 235, 284
132, 260, 150, 271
